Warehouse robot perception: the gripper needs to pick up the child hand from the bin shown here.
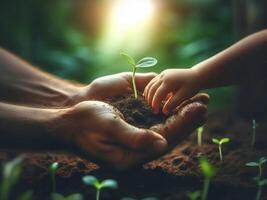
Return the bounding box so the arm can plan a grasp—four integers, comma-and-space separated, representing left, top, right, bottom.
143, 68, 200, 114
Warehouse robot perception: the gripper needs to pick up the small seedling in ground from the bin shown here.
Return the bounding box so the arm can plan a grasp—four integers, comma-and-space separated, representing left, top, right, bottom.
49, 162, 59, 193
187, 190, 201, 200
121, 53, 157, 99
212, 138, 230, 161
199, 157, 217, 200
197, 127, 204, 146
246, 157, 267, 179
0, 156, 24, 200
254, 178, 267, 200
251, 119, 258, 149
82, 175, 118, 200
51, 193, 83, 200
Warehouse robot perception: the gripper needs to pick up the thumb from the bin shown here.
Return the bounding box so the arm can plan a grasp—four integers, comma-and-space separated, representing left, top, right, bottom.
114, 119, 167, 155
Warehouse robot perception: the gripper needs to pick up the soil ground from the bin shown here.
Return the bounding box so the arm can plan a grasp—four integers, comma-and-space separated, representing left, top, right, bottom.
0, 95, 267, 200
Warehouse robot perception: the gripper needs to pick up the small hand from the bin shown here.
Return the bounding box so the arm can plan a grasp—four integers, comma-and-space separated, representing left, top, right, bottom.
143, 68, 200, 115
58, 100, 167, 170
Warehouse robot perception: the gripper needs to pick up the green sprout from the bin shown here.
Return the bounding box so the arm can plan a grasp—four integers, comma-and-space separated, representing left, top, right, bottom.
82, 175, 118, 200
197, 127, 204, 146
212, 138, 230, 161
51, 193, 83, 200
251, 119, 258, 149
49, 162, 59, 193
187, 190, 201, 200
121, 53, 157, 99
199, 157, 217, 200
255, 178, 267, 200
246, 157, 267, 179
0, 156, 24, 200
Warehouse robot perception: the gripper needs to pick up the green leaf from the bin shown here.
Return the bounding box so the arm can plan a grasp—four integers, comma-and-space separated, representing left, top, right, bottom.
120, 53, 136, 66
245, 162, 259, 167
187, 190, 201, 200
197, 127, 203, 134
66, 194, 83, 200
259, 179, 267, 186
199, 157, 217, 179
100, 179, 118, 189
136, 57, 157, 68
220, 138, 230, 144
82, 175, 99, 187
212, 138, 219, 144
17, 191, 33, 200
50, 162, 59, 173
51, 193, 65, 200
259, 157, 267, 165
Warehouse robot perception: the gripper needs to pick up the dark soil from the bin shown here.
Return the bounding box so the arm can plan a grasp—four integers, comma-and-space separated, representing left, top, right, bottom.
1, 95, 267, 200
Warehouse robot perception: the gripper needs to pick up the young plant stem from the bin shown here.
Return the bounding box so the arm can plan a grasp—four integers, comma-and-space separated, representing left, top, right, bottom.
96, 189, 100, 200
219, 145, 223, 162
51, 173, 56, 193
251, 120, 256, 149
256, 185, 262, 200
198, 131, 202, 146
201, 178, 210, 200
132, 66, 137, 99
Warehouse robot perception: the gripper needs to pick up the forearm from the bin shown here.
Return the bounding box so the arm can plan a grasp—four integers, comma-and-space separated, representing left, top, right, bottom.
0, 102, 67, 149
193, 29, 267, 89
0, 48, 87, 107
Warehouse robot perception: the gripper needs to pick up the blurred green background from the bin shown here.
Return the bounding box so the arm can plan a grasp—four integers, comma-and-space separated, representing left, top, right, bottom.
0, 0, 265, 111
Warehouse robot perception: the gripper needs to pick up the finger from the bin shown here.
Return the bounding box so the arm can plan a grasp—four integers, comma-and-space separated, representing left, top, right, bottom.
143, 76, 158, 100
163, 89, 194, 115
151, 101, 207, 149
175, 93, 210, 111
134, 72, 157, 92
151, 84, 170, 113
147, 81, 162, 107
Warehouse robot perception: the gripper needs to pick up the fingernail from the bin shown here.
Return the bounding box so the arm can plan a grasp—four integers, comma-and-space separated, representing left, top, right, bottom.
153, 139, 167, 153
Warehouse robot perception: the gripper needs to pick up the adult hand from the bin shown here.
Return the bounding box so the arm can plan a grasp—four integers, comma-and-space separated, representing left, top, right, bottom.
56, 100, 168, 170
55, 94, 208, 170
76, 72, 157, 102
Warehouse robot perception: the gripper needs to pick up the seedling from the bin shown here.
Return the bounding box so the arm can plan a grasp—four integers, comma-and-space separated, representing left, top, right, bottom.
49, 162, 59, 193
254, 178, 267, 200
51, 193, 83, 200
82, 175, 118, 200
121, 53, 157, 99
246, 157, 267, 179
197, 127, 204, 146
187, 190, 201, 200
199, 157, 217, 200
251, 119, 258, 149
0, 156, 23, 200
212, 138, 230, 161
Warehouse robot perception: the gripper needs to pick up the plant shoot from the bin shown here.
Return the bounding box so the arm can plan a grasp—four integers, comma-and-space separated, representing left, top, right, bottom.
82, 175, 118, 200
255, 178, 267, 200
121, 53, 157, 99
246, 157, 267, 179
187, 190, 201, 200
0, 156, 23, 200
199, 157, 217, 200
251, 119, 258, 149
212, 138, 230, 161
49, 162, 59, 193
197, 127, 204, 146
